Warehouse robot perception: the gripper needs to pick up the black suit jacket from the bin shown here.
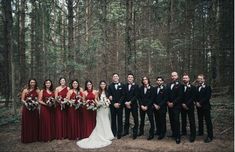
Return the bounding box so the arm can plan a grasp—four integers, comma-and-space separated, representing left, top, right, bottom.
139, 85, 155, 108
154, 85, 167, 111
124, 83, 139, 108
182, 84, 196, 109
107, 82, 125, 107
166, 81, 183, 109
195, 84, 212, 110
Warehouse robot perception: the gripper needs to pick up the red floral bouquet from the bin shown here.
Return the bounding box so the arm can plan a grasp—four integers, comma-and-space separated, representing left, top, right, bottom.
56, 95, 69, 110
46, 97, 56, 108
68, 95, 85, 110
25, 96, 39, 111
85, 99, 97, 111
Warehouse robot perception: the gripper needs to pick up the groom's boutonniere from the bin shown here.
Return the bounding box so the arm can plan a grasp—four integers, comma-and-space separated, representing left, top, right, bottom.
118, 83, 122, 89
147, 86, 151, 90
187, 84, 191, 88
160, 85, 164, 89
175, 81, 179, 85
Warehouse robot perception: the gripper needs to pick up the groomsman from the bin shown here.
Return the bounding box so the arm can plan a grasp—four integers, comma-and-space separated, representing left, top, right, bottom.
153, 76, 167, 140
181, 74, 196, 142
138, 76, 155, 140
123, 73, 139, 139
108, 73, 125, 139
195, 74, 213, 143
166, 72, 183, 144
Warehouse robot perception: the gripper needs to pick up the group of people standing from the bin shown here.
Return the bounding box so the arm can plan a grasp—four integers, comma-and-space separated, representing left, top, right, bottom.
20, 71, 213, 148
107, 72, 213, 144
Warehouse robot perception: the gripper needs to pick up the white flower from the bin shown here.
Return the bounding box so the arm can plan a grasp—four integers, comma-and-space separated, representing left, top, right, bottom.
147, 86, 151, 89
160, 85, 163, 89
175, 81, 179, 85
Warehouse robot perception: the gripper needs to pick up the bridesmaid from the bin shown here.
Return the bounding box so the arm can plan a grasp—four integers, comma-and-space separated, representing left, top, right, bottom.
81, 80, 97, 139
66, 80, 83, 140
21, 79, 40, 143
39, 79, 56, 142
55, 77, 69, 139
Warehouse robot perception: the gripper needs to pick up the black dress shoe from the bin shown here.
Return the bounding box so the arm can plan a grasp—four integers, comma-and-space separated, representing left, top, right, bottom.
189, 137, 195, 143
204, 137, 213, 143
158, 135, 164, 140
122, 132, 129, 136
147, 136, 154, 140
138, 132, 143, 136
176, 138, 181, 144
117, 135, 121, 139
133, 135, 137, 140
181, 132, 187, 136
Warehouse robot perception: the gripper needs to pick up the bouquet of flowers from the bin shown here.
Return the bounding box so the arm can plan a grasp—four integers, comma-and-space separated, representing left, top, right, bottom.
46, 97, 56, 108
68, 95, 85, 110
25, 96, 39, 111
85, 99, 97, 111
97, 97, 110, 110
56, 96, 69, 110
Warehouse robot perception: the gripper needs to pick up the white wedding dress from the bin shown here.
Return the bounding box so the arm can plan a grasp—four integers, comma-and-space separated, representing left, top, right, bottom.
76, 92, 114, 149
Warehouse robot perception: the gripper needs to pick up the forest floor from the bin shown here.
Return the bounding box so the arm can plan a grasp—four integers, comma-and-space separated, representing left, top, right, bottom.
0, 95, 233, 152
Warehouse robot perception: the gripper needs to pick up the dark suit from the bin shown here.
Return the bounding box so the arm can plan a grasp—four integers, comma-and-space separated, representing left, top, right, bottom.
195, 84, 213, 138
138, 85, 155, 137
108, 82, 125, 137
181, 84, 196, 139
123, 83, 139, 136
153, 85, 167, 137
166, 81, 183, 140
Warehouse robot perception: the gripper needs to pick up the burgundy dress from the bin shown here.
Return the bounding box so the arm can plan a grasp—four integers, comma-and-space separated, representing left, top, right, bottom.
39, 90, 55, 142
67, 91, 82, 140
55, 87, 68, 139
21, 89, 39, 143
80, 90, 96, 139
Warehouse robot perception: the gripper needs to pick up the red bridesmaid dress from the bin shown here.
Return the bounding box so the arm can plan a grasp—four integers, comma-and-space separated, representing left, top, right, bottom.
80, 90, 96, 139
67, 91, 82, 140
21, 89, 39, 143
39, 90, 55, 142
55, 87, 68, 139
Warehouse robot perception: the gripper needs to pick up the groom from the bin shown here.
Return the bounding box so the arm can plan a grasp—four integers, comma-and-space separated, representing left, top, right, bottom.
108, 73, 125, 139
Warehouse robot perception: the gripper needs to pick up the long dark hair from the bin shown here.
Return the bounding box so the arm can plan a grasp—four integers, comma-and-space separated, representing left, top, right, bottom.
70, 79, 80, 92
141, 76, 150, 85
43, 79, 53, 91
58, 77, 66, 85
27, 78, 38, 90
84, 80, 93, 91
98, 80, 108, 98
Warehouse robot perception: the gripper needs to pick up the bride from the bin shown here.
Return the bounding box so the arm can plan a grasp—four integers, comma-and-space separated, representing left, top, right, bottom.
76, 80, 114, 149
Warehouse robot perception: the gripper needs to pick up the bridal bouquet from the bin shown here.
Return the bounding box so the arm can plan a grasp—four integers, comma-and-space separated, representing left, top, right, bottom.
97, 97, 110, 110
85, 99, 97, 111
56, 96, 69, 110
25, 96, 39, 111
46, 97, 56, 108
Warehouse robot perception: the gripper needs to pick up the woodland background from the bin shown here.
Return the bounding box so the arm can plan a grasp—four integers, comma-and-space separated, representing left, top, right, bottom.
0, 0, 234, 120
0, 1, 234, 151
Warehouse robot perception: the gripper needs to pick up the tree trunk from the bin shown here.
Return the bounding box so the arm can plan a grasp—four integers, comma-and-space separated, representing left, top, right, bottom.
2, 0, 13, 107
